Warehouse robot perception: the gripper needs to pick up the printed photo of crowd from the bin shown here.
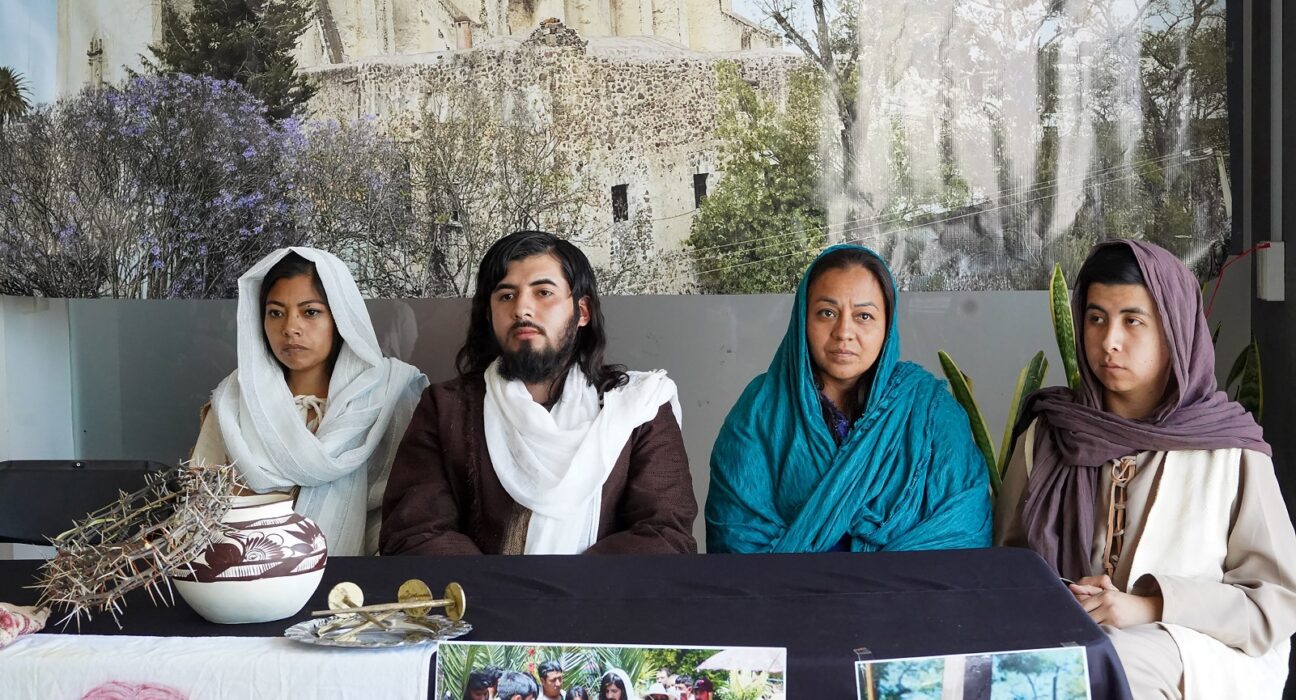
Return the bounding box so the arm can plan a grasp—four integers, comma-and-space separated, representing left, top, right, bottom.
436, 642, 786, 700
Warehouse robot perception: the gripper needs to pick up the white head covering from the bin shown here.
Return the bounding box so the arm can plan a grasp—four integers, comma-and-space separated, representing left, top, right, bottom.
600, 669, 640, 700
211, 247, 428, 555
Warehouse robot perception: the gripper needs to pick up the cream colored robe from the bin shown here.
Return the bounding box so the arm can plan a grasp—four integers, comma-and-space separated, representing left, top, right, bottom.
997, 420, 1296, 699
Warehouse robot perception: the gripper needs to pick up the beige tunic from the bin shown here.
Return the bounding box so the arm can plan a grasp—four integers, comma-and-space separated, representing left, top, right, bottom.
191, 395, 327, 471
997, 421, 1296, 698
190, 396, 333, 533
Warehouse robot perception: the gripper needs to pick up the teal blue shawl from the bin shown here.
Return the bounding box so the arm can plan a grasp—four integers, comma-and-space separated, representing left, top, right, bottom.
705, 245, 991, 553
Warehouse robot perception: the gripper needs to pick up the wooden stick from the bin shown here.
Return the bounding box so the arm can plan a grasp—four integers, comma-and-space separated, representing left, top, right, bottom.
311, 598, 451, 617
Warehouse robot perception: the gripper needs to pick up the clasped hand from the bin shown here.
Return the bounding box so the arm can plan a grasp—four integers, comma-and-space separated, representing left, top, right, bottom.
1068, 574, 1163, 628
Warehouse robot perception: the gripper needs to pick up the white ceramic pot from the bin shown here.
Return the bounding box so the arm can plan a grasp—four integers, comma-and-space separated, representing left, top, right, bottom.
173, 493, 327, 624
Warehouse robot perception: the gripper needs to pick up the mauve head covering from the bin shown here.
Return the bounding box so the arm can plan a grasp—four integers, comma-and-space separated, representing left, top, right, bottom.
1019, 239, 1269, 579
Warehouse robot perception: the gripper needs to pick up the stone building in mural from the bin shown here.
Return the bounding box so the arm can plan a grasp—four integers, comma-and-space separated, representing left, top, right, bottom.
295, 0, 781, 61
55, 0, 799, 282
56, 0, 163, 95
304, 24, 804, 270
56, 0, 780, 101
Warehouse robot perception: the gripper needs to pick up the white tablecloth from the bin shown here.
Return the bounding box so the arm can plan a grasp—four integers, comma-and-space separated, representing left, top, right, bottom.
0, 633, 435, 699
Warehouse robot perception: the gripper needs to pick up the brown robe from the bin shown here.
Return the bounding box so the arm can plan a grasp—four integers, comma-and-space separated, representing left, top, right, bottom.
380, 375, 698, 555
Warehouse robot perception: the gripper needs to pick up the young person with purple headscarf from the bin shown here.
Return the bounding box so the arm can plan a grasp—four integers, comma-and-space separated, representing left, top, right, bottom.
997, 240, 1296, 698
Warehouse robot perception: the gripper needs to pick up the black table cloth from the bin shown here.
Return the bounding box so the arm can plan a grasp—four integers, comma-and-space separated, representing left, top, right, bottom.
0, 547, 1131, 698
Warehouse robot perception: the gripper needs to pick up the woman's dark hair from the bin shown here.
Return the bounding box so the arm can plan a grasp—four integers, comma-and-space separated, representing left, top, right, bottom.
565, 687, 591, 700
456, 230, 628, 394
465, 670, 493, 691
259, 251, 344, 377
598, 673, 627, 700
805, 248, 896, 323
1075, 242, 1146, 301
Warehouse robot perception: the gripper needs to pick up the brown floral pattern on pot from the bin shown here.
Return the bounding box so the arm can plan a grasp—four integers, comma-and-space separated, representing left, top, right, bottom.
174, 496, 327, 584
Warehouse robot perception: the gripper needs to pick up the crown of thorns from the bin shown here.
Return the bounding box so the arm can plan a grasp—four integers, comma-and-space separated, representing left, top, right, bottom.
33, 462, 239, 628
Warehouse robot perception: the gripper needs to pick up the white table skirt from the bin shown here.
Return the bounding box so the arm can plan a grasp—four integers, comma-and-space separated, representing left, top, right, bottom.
0, 633, 435, 699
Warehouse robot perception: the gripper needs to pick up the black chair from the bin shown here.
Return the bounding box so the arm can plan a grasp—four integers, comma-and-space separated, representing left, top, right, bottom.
0, 460, 170, 545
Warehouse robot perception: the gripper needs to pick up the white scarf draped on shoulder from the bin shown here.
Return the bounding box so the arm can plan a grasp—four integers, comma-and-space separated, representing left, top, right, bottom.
483, 360, 681, 555
211, 247, 428, 556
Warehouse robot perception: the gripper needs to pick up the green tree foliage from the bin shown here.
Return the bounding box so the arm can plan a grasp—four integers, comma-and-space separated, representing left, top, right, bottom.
640, 648, 722, 686
867, 658, 944, 699
148, 0, 314, 120
686, 63, 825, 293
994, 649, 1088, 699
0, 67, 32, 125
762, 0, 859, 188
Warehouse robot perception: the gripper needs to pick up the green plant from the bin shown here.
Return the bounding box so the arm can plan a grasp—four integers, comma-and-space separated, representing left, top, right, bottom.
937, 351, 998, 493
939, 264, 1075, 494
1225, 336, 1262, 420
147, 0, 315, 119
0, 66, 31, 125
938, 350, 1048, 496
1049, 263, 1082, 392
685, 63, 826, 293
719, 670, 771, 700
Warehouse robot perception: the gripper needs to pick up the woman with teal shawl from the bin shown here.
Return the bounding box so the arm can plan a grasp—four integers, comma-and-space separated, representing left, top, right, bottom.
706, 245, 991, 553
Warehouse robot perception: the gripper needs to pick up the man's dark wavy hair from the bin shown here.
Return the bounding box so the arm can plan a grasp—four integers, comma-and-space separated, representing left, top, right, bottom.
496, 670, 539, 700
538, 660, 563, 680
456, 230, 628, 395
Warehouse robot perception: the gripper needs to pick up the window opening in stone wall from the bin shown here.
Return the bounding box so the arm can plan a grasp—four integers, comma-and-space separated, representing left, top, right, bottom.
693, 173, 709, 208
612, 184, 629, 222
741, 31, 751, 50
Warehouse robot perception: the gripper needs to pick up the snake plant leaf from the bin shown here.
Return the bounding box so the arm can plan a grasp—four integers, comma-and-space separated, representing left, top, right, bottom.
1226, 340, 1247, 387
997, 352, 1048, 482
938, 350, 999, 494
1049, 263, 1081, 392
1227, 337, 1263, 421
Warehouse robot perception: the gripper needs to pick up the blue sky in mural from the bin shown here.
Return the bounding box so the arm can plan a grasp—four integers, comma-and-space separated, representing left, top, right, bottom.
0, 0, 57, 104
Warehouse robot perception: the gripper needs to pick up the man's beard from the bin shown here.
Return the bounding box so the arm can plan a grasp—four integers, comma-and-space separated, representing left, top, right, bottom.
498, 317, 581, 384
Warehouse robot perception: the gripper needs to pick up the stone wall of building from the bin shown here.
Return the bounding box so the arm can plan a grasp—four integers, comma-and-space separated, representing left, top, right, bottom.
57, 0, 781, 103
56, 0, 163, 97
303, 28, 807, 279
291, 0, 780, 70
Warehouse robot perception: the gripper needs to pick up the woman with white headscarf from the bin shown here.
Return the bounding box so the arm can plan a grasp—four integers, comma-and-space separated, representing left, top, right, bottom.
191, 247, 428, 555
596, 670, 638, 700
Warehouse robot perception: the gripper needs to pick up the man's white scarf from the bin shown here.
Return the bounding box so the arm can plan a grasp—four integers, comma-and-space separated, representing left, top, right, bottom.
211, 247, 428, 556
483, 360, 682, 554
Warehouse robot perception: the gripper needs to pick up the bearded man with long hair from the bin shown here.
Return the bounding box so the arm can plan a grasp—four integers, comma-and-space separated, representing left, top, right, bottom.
381, 231, 697, 555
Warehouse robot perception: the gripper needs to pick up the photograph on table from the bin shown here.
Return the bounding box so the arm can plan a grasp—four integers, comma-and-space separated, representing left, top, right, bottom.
855, 646, 1090, 700
436, 640, 786, 700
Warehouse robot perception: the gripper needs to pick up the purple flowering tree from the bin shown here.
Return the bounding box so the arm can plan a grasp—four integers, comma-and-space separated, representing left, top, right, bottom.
0, 74, 662, 298
288, 118, 424, 297
0, 74, 302, 297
